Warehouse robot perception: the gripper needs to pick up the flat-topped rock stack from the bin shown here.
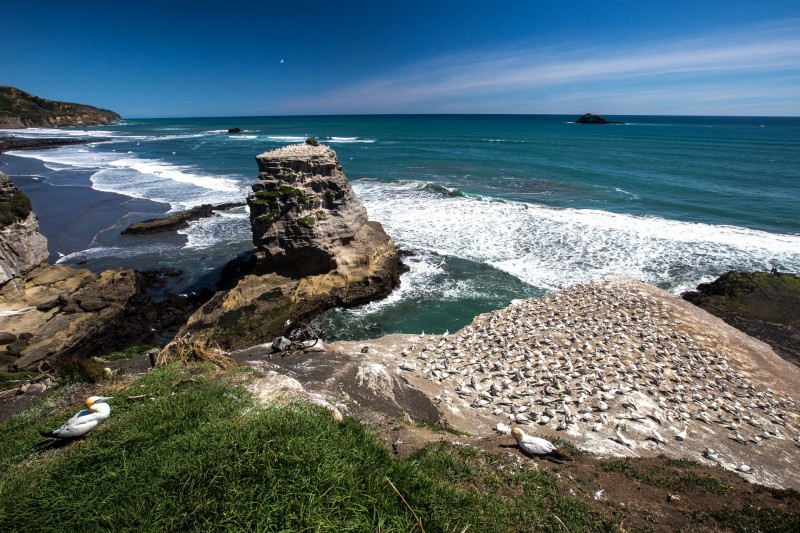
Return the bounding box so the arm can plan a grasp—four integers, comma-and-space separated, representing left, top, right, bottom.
179, 143, 404, 349
248, 143, 368, 275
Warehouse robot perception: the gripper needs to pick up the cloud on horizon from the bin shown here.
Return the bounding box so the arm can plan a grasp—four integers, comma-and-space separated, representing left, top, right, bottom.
285, 20, 800, 115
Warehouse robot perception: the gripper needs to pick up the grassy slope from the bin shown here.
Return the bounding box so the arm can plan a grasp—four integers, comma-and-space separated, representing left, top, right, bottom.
0, 86, 120, 121
0, 363, 611, 532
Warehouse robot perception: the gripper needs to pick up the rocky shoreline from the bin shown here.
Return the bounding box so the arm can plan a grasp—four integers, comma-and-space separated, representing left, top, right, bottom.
682, 271, 800, 368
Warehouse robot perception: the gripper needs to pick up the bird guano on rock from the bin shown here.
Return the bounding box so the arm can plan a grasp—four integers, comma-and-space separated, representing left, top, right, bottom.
511, 427, 570, 461
40, 396, 113, 439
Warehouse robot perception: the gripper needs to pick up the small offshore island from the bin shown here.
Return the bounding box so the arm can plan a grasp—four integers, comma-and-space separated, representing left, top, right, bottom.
0, 95, 798, 530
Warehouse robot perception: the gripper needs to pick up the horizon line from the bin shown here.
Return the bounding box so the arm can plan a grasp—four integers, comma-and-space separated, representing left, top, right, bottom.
119, 112, 800, 120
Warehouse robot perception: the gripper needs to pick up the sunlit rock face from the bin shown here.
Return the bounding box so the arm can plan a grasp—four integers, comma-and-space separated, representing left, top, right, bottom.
247, 143, 369, 276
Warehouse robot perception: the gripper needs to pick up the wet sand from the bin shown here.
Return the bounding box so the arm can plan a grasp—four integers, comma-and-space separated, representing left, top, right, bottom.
0, 153, 169, 262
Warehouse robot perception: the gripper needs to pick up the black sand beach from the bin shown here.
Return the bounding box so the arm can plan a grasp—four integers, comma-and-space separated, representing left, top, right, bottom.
0, 153, 170, 263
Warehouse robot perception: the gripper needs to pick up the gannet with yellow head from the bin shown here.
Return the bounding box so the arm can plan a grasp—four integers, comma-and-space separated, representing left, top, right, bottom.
41, 396, 113, 439
511, 427, 569, 461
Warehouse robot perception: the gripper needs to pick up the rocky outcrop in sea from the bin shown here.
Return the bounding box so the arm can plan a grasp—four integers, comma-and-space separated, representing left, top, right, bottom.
574, 113, 624, 125
178, 143, 404, 349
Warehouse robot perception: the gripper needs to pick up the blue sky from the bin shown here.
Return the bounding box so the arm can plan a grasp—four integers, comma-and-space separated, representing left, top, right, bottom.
2, 1, 799, 117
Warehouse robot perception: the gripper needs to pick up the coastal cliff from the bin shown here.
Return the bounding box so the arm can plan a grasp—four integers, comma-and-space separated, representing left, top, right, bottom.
179, 143, 403, 349
0, 173, 48, 287
0, 86, 121, 128
0, 173, 141, 370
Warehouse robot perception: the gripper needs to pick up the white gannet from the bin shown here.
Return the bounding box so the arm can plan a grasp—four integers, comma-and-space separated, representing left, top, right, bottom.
675, 425, 688, 441
614, 424, 635, 448
40, 396, 112, 439
648, 428, 667, 445
511, 427, 568, 460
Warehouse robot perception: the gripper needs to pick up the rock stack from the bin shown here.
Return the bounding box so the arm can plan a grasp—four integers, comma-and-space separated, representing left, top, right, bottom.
248, 143, 369, 276
180, 143, 403, 349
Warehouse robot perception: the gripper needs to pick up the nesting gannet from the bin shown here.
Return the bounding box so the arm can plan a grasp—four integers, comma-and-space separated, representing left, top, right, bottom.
511, 427, 568, 460
648, 428, 667, 445
703, 447, 723, 462
614, 424, 635, 448
40, 396, 112, 439
675, 426, 688, 441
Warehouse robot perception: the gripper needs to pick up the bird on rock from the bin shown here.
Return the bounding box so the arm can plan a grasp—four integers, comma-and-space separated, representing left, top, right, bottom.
40, 396, 113, 439
511, 427, 570, 461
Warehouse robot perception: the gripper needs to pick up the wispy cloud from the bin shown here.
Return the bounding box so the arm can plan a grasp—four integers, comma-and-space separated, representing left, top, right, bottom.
285, 20, 800, 115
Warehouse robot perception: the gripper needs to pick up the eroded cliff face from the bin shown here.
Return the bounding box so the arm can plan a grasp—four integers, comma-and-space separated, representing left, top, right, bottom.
0, 173, 48, 287
180, 143, 404, 349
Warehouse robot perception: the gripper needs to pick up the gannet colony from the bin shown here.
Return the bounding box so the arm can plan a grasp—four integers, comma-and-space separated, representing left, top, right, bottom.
377, 276, 800, 489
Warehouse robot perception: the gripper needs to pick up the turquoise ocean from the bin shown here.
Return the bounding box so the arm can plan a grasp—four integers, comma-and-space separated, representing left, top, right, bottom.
2, 115, 799, 339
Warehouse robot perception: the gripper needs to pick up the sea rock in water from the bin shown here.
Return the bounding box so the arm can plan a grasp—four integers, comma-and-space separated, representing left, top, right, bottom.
0, 173, 49, 287
121, 202, 245, 236
574, 113, 624, 125
228, 128, 242, 133
178, 143, 404, 350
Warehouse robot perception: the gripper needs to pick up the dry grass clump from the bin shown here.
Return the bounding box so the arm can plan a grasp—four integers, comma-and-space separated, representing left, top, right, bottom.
156, 337, 239, 370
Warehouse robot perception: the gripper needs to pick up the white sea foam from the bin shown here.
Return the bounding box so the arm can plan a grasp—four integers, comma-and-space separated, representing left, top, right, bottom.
8, 145, 247, 211
326, 137, 376, 143
266, 135, 308, 142
55, 243, 179, 264
2, 128, 120, 139
179, 210, 251, 250
353, 180, 800, 294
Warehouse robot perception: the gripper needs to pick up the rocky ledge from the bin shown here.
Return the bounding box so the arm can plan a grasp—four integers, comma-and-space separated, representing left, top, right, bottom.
0, 137, 104, 153
231, 275, 800, 490
682, 271, 800, 368
121, 202, 245, 235
178, 143, 404, 349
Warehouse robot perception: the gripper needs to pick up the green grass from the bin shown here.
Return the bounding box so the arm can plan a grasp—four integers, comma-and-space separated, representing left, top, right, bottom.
0, 363, 615, 532
255, 209, 280, 224
297, 216, 315, 228
100, 344, 154, 362
254, 185, 310, 205
601, 457, 733, 494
